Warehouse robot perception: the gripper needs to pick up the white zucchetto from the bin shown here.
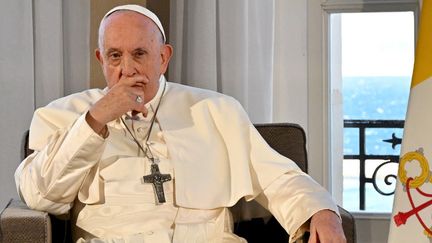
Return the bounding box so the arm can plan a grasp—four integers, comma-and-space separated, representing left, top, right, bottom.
102, 4, 166, 43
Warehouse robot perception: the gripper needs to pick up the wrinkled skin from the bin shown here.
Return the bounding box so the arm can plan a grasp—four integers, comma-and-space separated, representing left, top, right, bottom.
87, 11, 172, 133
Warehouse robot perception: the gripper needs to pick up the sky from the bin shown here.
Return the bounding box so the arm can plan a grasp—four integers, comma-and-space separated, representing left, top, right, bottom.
340, 11, 415, 77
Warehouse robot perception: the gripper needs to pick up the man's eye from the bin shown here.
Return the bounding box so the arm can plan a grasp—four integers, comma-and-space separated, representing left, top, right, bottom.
109, 53, 121, 59
134, 51, 145, 58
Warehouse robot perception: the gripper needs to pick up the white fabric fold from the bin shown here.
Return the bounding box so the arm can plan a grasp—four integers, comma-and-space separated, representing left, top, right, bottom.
173, 208, 246, 243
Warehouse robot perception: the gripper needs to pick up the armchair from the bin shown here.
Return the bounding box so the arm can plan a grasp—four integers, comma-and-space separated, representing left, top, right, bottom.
233, 123, 356, 242
1, 123, 355, 242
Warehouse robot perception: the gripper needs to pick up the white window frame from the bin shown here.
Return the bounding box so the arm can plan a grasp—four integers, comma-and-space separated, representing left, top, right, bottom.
307, 0, 418, 217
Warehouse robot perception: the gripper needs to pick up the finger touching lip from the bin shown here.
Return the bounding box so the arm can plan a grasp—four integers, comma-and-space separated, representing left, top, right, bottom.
134, 75, 149, 83
132, 83, 144, 88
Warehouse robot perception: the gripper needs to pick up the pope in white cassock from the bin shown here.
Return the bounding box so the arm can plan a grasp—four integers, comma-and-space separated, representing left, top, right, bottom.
14, 4, 345, 243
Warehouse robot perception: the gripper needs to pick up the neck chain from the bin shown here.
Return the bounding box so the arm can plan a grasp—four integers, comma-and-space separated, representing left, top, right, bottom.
120, 82, 172, 204
120, 82, 166, 161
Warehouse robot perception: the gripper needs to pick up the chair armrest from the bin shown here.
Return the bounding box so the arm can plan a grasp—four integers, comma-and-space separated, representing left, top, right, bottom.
339, 205, 356, 243
232, 199, 356, 243
1, 198, 52, 243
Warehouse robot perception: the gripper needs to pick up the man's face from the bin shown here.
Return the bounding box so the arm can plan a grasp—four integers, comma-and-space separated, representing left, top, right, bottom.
96, 11, 171, 103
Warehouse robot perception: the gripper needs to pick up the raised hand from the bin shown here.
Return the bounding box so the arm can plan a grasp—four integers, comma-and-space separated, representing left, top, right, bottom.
86, 75, 150, 133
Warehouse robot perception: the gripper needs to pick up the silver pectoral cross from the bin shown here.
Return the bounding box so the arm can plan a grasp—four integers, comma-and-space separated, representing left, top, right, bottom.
143, 160, 172, 204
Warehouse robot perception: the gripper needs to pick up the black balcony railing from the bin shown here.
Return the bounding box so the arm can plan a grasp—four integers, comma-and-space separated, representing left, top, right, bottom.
344, 119, 405, 210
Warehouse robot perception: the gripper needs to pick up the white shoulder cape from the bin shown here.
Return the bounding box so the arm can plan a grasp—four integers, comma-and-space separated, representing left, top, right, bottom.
29, 81, 302, 209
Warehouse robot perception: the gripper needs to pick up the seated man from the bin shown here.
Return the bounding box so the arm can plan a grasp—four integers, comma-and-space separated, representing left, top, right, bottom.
15, 4, 345, 243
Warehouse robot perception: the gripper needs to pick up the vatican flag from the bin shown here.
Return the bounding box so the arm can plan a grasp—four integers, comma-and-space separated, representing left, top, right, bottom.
388, 2, 432, 242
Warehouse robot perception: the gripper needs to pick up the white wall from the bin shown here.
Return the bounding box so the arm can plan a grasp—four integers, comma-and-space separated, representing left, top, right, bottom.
356, 217, 390, 243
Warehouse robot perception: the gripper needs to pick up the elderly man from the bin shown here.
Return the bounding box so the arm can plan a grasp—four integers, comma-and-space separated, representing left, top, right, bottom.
15, 4, 345, 243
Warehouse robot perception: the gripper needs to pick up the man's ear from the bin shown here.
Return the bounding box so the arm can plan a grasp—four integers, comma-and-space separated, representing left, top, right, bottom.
95, 48, 104, 65
160, 44, 173, 74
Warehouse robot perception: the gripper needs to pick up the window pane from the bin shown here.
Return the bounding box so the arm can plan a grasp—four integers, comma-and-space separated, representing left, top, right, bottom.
365, 128, 403, 155
331, 11, 414, 213
343, 77, 410, 120
344, 128, 359, 155
343, 159, 360, 212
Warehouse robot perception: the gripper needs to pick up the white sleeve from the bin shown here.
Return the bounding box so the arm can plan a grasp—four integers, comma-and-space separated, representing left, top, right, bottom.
15, 113, 106, 215
254, 171, 340, 242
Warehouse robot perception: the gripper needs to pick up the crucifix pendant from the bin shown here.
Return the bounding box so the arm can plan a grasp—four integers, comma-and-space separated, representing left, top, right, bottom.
143, 159, 172, 204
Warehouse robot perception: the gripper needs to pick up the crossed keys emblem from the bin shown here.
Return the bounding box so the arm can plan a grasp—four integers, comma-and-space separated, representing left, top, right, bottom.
394, 148, 432, 238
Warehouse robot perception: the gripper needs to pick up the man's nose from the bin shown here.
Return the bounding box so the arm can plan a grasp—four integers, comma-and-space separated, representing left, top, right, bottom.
120, 56, 137, 77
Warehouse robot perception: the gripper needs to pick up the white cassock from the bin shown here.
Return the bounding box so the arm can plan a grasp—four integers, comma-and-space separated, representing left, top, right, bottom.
15, 76, 339, 243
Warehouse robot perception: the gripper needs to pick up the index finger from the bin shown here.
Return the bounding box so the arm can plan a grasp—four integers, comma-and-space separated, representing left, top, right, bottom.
119, 75, 149, 87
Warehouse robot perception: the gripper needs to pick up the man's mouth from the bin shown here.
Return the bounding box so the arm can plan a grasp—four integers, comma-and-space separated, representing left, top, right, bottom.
132, 83, 144, 88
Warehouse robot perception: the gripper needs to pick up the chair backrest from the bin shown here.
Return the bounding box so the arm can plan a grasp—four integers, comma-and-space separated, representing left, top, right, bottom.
22, 130, 32, 160
255, 123, 308, 173
233, 123, 309, 242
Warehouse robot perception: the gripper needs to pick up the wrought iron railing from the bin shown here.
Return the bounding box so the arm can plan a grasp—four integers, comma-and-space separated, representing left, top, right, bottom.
344, 119, 405, 210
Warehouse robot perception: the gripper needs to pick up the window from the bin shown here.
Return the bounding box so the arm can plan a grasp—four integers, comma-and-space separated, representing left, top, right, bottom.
329, 12, 415, 213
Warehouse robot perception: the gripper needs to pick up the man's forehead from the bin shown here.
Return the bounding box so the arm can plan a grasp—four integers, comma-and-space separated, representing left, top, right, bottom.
104, 11, 157, 30
101, 4, 166, 43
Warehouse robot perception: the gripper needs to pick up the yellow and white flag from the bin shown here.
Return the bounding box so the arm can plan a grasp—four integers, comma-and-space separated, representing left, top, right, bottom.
389, 2, 432, 242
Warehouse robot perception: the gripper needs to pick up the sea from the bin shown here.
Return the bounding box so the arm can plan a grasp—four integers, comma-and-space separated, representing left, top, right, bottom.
342, 76, 411, 213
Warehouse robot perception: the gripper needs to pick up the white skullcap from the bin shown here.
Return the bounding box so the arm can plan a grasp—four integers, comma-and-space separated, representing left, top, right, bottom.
102, 4, 166, 43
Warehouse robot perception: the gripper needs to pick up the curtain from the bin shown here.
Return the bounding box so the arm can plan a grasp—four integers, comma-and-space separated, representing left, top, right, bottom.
169, 0, 308, 125
0, 0, 35, 209
0, 0, 89, 209
34, 0, 90, 107
169, 0, 275, 123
